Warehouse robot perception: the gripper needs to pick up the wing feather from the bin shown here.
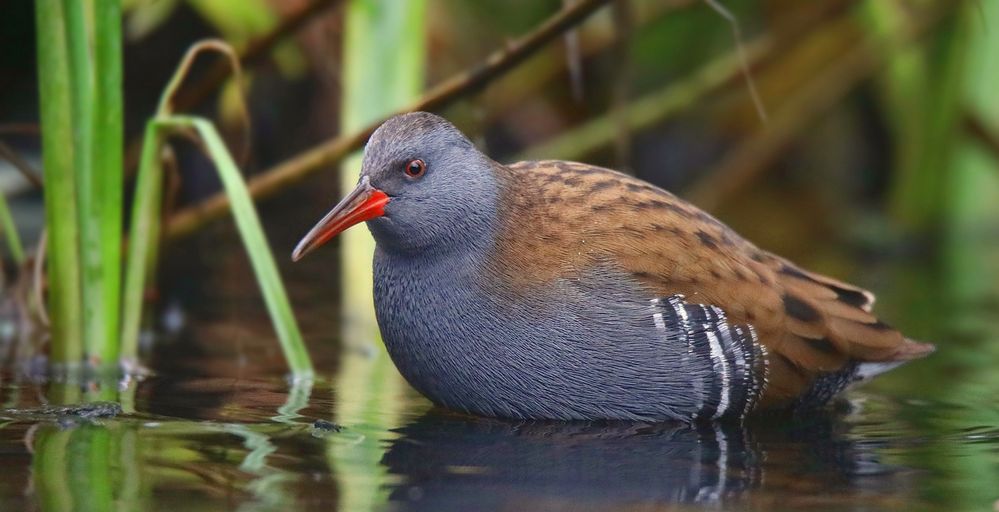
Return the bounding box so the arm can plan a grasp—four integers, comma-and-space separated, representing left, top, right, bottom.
495, 160, 933, 408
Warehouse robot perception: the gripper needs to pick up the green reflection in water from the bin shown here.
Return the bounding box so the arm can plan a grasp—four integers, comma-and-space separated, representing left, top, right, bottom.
328, 348, 414, 512
23, 378, 323, 511
272, 378, 313, 424
225, 424, 294, 511
33, 423, 141, 512
29, 380, 139, 512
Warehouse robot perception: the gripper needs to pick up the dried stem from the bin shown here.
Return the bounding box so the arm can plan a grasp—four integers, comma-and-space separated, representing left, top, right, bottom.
0, 124, 39, 136
0, 139, 43, 189
516, 0, 854, 163
702, 0, 768, 123
611, 0, 635, 171
563, 0, 585, 102
963, 112, 999, 163
156, 40, 251, 163
686, 2, 953, 210
686, 41, 875, 209
164, 0, 613, 240
171, 0, 343, 113
124, 0, 343, 169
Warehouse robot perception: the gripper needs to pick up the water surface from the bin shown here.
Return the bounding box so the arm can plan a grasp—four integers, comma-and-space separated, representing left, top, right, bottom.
0, 344, 997, 511
1, 221, 997, 511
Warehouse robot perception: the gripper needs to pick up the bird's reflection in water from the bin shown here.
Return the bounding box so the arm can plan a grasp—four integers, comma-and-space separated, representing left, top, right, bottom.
381, 409, 907, 511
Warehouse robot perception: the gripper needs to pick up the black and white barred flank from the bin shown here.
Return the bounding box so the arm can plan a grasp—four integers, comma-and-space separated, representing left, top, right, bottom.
651, 295, 768, 421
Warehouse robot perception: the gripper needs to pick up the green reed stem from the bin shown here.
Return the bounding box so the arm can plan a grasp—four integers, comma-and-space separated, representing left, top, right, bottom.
63, 0, 104, 365
123, 41, 312, 376
0, 192, 25, 265
172, 116, 313, 377
120, 124, 164, 363
122, 115, 313, 376
35, 0, 84, 363
89, 0, 125, 366
35, 0, 124, 368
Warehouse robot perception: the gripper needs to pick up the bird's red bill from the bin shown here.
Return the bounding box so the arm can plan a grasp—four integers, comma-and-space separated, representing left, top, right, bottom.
292, 176, 389, 261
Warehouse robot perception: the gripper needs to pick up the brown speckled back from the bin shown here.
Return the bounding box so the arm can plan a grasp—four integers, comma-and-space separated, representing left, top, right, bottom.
492, 160, 933, 407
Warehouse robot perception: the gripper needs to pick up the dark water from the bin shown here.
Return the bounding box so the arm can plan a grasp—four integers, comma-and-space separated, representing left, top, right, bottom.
1, 216, 998, 511
0, 343, 997, 511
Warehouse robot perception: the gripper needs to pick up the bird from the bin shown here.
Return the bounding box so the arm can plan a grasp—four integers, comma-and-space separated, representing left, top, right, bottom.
292, 111, 934, 423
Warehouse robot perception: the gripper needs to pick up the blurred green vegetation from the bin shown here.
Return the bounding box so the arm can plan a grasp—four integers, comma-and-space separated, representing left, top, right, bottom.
119, 42, 312, 375
26, 2, 310, 377
1, 0, 998, 510
34, 0, 124, 366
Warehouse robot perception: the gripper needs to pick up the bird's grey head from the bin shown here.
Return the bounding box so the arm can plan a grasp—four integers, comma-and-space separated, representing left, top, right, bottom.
291, 112, 500, 261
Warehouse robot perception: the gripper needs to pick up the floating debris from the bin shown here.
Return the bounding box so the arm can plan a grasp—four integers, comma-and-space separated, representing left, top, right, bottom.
1, 401, 123, 425
311, 419, 343, 437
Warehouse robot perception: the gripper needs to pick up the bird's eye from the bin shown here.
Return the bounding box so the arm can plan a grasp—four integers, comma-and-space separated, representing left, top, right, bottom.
404, 159, 426, 178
